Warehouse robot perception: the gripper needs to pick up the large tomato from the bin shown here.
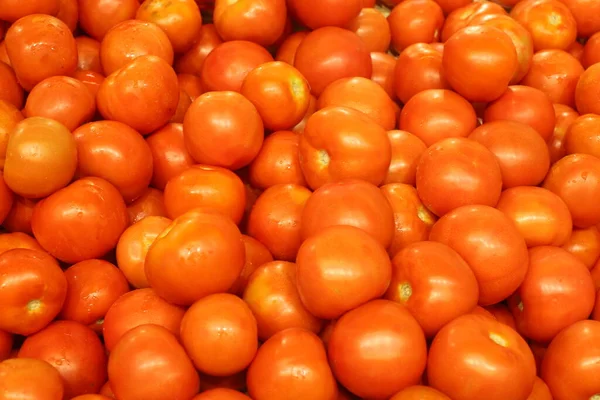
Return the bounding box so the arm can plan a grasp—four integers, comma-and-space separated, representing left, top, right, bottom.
388, 0, 444, 53
0, 358, 64, 400
79, 0, 140, 40
346, 8, 391, 53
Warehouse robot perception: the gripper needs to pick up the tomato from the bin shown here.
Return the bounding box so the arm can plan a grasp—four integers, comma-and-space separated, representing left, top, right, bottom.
296, 225, 391, 319
99, 382, 116, 398
541, 320, 600, 400
383, 130, 427, 186
388, 0, 444, 53
564, 114, 600, 160
0, 62, 24, 109
549, 104, 578, 164
484, 85, 556, 142
0, 101, 23, 170
430, 205, 529, 305
19, 320, 107, 398
428, 314, 536, 400
59, 259, 129, 327
180, 293, 257, 376
146, 123, 194, 190
0, 0, 59, 22
399, 89, 477, 147
292, 94, 317, 134
594, 290, 600, 321
370, 52, 397, 100
511, 0, 577, 51
416, 138, 502, 217
485, 303, 517, 330
126, 188, 167, 224
109, 324, 200, 400
31, 177, 128, 263
346, 8, 391, 53
288, 0, 361, 29
175, 24, 223, 75
213, 0, 286, 47
0, 249, 66, 336
55, 0, 78, 32
0, 358, 64, 400
317, 77, 396, 130
193, 389, 252, 400
0, 175, 14, 225
145, 209, 245, 306
441, 1, 507, 42
468, 121, 550, 188
562, 226, 600, 269
201, 40, 274, 93
172, 92, 193, 124
385, 241, 478, 338
526, 377, 553, 400
0, 232, 43, 255
0, 330, 12, 361
521, 50, 584, 108
390, 386, 451, 400
294, 27, 372, 96
300, 180, 394, 248
5, 14, 77, 91
183, 92, 264, 169
79, 0, 139, 40
97, 55, 179, 135
136, 0, 203, 53
247, 183, 311, 261
575, 63, 600, 115
442, 26, 517, 103
543, 154, 600, 228
228, 235, 273, 296
328, 300, 427, 399
75, 36, 102, 73
71, 70, 105, 97
561, 0, 600, 37
496, 186, 573, 247
2, 196, 36, 234
299, 107, 391, 189
275, 31, 308, 65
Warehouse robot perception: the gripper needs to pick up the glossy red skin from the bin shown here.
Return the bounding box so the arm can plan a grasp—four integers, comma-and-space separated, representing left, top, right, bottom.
289, 0, 361, 29
0, 249, 67, 336
0, 357, 65, 400
384, 130, 428, 186
75, 36, 102, 73
564, 113, 600, 160
31, 177, 128, 263
548, 104, 579, 164
562, 226, 600, 269
145, 123, 194, 190
275, 31, 308, 65
79, 0, 140, 40
108, 324, 200, 400
228, 235, 273, 296
3, 195, 37, 234
328, 300, 428, 400
294, 27, 372, 96
19, 321, 107, 398
390, 386, 451, 400
388, 0, 445, 53
370, 52, 397, 101
0, 232, 43, 255
441, 1, 508, 42
541, 320, 600, 400
126, 187, 167, 224
175, 24, 224, 75
71, 69, 105, 97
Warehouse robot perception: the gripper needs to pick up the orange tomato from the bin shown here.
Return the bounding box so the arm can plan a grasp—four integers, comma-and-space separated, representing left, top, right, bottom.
0, 358, 64, 400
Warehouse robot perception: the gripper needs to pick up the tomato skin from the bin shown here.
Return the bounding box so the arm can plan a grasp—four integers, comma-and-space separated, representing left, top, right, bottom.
193, 389, 252, 400
0, 248, 66, 336
102, 288, 185, 351
75, 36, 102, 73
0, 101, 23, 171
175, 24, 222, 75
247, 328, 338, 400
428, 314, 536, 400
294, 27, 372, 96
383, 130, 427, 186
562, 226, 600, 269
564, 114, 600, 160
228, 235, 273, 296
145, 209, 245, 306
430, 205, 529, 306
297, 225, 392, 319
299, 107, 391, 190
390, 386, 451, 400
370, 52, 397, 101
275, 31, 307, 65
496, 186, 573, 248
5, 14, 77, 91
346, 8, 391, 53
145, 125, 193, 191
526, 377, 553, 400
0, 62, 24, 110
180, 293, 258, 376
0, 232, 43, 255
0, 358, 64, 400
416, 138, 503, 217
71, 69, 105, 97
79, 0, 139, 40
541, 320, 600, 400
109, 324, 200, 400
386, 241, 479, 338
288, 0, 361, 29
126, 188, 167, 224
31, 177, 128, 263
575, 63, 600, 116
328, 300, 427, 399
19, 320, 107, 398
549, 104, 578, 164
0, 175, 14, 225
441, 1, 507, 42
388, 0, 445, 53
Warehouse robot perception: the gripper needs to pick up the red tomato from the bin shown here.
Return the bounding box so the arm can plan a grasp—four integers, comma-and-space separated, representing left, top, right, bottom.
441, 1, 507, 42
564, 113, 600, 159
468, 120, 550, 188
416, 138, 503, 217
180, 293, 257, 376
247, 328, 338, 400
288, 0, 362, 29
75, 36, 102, 73
0, 232, 43, 255
145, 209, 245, 305
0, 249, 67, 336
428, 314, 536, 400
0, 175, 14, 225
275, 31, 308, 65
0, 62, 24, 109
175, 24, 223, 75
527, 377, 553, 400
485, 303, 517, 330
71, 69, 105, 97
562, 226, 600, 269
388, 0, 444, 53
31, 177, 128, 263
108, 324, 200, 400
146, 123, 195, 190
0, 358, 64, 400
559, 0, 600, 38
296, 225, 392, 319
385, 241, 478, 338
575, 63, 600, 115
299, 107, 391, 189
193, 389, 251, 400
346, 8, 391, 53
383, 130, 427, 186
328, 300, 427, 399
0, 101, 24, 170
430, 205, 529, 305
541, 320, 600, 400
79, 0, 140, 40
496, 186, 573, 247
399, 89, 477, 147
294, 27, 372, 96
390, 386, 451, 400
229, 235, 273, 296
59, 259, 129, 327
548, 104, 578, 164
126, 188, 167, 224
370, 52, 397, 100
102, 288, 185, 351
19, 320, 107, 398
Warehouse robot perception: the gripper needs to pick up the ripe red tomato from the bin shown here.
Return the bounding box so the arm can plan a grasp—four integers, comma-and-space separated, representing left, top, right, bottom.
247, 328, 338, 400
2, 195, 36, 234
0, 248, 67, 336
328, 300, 427, 399
390, 386, 451, 400
0, 101, 24, 170
126, 188, 167, 224
108, 324, 200, 400
575, 63, 600, 116
562, 226, 600, 269
75, 36, 102, 73
430, 205, 529, 305
0, 358, 64, 400
541, 320, 600, 400
71, 69, 105, 97
370, 52, 397, 101
559, 0, 600, 38
383, 130, 427, 186
388, 0, 444, 53
549, 104, 579, 164
346, 8, 391, 53
145, 123, 194, 190
441, 1, 507, 41
288, 0, 361, 29
229, 235, 273, 296
564, 113, 600, 159
175, 24, 223, 75
0, 232, 43, 255
19, 320, 107, 398
428, 314, 536, 400
79, 0, 140, 40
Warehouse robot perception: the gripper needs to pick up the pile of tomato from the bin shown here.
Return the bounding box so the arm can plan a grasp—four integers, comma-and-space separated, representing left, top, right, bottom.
1, 0, 600, 399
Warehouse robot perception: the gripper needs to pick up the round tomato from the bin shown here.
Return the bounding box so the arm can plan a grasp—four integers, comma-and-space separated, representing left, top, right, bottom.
0, 358, 64, 400
0, 100, 24, 170
562, 226, 600, 269
288, 0, 361, 29
441, 1, 507, 42
370, 52, 397, 101
79, 0, 139, 40
193, 389, 252, 400
346, 8, 391, 53
75, 36, 102, 73
383, 130, 427, 186
559, 0, 600, 38
388, 0, 444, 53
564, 113, 600, 159
390, 386, 451, 400
0, 232, 43, 255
